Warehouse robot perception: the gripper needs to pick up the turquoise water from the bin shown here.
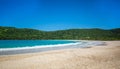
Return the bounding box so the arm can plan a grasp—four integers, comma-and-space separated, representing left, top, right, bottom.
0, 40, 75, 48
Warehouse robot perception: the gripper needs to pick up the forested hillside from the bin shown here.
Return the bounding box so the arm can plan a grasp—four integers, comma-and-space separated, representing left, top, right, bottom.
0, 26, 120, 40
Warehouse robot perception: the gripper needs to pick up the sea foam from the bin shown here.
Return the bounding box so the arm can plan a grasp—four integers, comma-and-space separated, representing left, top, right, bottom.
0, 41, 104, 52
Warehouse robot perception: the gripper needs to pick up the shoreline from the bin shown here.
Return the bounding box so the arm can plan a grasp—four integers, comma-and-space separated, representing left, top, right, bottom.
0, 40, 105, 55
0, 41, 120, 69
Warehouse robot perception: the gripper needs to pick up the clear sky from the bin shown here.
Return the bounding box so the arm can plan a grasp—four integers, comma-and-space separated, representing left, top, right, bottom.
0, 0, 120, 31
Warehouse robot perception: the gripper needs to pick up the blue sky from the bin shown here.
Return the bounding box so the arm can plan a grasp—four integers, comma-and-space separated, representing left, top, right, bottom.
0, 0, 120, 31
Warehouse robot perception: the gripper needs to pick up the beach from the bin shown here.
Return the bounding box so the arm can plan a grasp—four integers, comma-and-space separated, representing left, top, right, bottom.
0, 41, 120, 69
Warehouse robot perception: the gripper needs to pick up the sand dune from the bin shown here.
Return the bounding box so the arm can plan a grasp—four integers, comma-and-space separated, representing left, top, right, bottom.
0, 41, 120, 69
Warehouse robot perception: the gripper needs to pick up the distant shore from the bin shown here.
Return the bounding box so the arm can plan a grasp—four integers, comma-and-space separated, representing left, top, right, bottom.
0, 41, 120, 69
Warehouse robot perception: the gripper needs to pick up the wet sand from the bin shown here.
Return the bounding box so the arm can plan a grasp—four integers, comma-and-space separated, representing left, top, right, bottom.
0, 41, 120, 69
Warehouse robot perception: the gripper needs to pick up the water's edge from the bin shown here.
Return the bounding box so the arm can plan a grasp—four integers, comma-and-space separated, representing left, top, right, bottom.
0, 40, 105, 55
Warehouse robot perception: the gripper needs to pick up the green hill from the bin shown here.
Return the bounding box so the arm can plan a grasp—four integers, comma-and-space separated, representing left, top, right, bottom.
0, 26, 120, 40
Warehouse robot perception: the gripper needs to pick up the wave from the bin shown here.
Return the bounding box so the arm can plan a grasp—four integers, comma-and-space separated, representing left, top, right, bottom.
0, 42, 79, 51
0, 41, 105, 52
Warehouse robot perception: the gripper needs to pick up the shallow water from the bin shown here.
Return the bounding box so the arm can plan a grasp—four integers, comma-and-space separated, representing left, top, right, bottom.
0, 40, 105, 55
0, 40, 75, 48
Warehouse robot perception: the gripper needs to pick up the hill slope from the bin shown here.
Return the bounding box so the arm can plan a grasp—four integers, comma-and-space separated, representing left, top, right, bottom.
0, 26, 120, 40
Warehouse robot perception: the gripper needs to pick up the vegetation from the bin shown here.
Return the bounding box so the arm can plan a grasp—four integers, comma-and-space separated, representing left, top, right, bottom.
0, 26, 120, 40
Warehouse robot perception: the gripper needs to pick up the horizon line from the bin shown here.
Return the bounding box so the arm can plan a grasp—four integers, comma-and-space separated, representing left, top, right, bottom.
0, 26, 120, 31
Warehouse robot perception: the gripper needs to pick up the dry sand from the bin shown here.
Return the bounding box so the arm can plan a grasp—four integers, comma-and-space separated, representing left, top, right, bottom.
0, 41, 120, 69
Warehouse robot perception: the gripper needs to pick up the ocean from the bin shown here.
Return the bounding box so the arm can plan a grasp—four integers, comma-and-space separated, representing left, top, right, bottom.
0, 40, 104, 55
0, 40, 75, 48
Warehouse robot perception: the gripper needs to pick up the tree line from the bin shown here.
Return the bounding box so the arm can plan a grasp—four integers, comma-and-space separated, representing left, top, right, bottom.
0, 26, 120, 40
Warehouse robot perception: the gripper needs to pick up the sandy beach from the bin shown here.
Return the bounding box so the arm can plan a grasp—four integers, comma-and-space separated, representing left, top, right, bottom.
0, 41, 120, 69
